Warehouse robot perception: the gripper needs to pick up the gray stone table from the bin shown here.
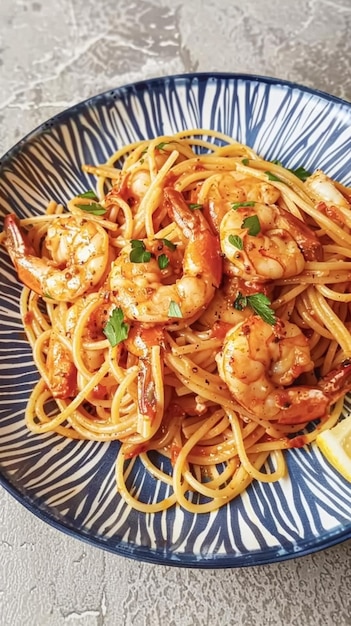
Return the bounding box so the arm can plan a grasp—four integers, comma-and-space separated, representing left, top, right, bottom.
1, 1, 351, 624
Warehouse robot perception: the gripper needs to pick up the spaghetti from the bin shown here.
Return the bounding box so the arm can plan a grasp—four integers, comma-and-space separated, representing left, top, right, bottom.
2, 128, 351, 514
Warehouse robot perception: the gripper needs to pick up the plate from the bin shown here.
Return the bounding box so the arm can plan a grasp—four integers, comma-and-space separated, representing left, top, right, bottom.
1, 73, 351, 568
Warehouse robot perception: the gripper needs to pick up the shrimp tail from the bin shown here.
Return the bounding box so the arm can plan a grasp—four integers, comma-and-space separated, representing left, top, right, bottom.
3, 213, 45, 294
317, 359, 351, 399
164, 187, 222, 288
125, 325, 164, 424
278, 206, 323, 262
275, 388, 329, 424
138, 357, 157, 422
47, 332, 77, 398
277, 360, 351, 425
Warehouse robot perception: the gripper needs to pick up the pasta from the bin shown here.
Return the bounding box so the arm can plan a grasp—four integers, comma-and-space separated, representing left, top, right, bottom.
2, 128, 351, 514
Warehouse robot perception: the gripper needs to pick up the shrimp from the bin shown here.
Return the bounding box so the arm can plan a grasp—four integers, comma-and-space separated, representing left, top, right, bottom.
216, 314, 351, 424
46, 332, 77, 398
108, 188, 222, 323
197, 173, 281, 232
45, 296, 114, 399
3, 214, 110, 301
106, 170, 151, 208
65, 296, 114, 371
304, 170, 350, 208
124, 324, 165, 423
220, 201, 322, 281
304, 170, 351, 227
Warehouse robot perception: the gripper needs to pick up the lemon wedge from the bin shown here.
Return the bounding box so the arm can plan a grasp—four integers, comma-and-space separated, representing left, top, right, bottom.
316, 415, 351, 482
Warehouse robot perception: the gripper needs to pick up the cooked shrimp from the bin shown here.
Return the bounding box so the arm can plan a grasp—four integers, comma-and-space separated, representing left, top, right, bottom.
216, 314, 351, 425
125, 325, 165, 423
220, 202, 304, 280
3, 214, 110, 301
65, 297, 113, 372
196, 173, 281, 232
220, 201, 322, 281
45, 296, 114, 399
304, 170, 351, 227
109, 188, 222, 323
46, 332, 77, 399
304, 170, 350, 208
109, 169, 151, 206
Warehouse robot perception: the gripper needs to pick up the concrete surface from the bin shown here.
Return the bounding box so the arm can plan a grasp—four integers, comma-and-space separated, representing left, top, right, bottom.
1, 0, 351, 624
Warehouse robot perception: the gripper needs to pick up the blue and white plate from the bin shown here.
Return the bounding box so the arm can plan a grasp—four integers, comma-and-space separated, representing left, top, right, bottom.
1, 73, 350, 567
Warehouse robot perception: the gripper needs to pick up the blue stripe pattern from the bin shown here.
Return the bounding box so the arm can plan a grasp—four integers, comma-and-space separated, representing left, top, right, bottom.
1, 73, 351, 567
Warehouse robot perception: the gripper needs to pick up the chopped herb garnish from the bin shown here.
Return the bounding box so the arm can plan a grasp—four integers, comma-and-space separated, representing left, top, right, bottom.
234, 292, 247, 311
246, 293, 276, 325
43, 292, 53, 299
78, 190, 98, 200
76, 202, 106, 216
270, 159, 312, 181
103, 307, 130, 346
234, 292, 276, 325
233, 291, 247, 311
168, 300, 183, 318
228, 234, 243, 250
188, 203, 203, 210
290, 166, 311, 181
157, 237, 177, 251
158, 254, 169, 269
242, 158, 250, 166
156, 142, 168, 150
130, 239, 145, 249
129, 240, 152, 263
241, 214, 261, 236
265, 171, 282, 182
231, 201, 255, 210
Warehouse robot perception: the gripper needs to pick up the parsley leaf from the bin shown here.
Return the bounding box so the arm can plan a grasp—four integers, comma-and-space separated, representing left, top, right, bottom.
233, 293, 247, 311
129, 240, 152, 263
78, 190, 98, 199
234, 292, 276, 325
246, 293, 276, 325
76, 202, 106, 216
103, 307, 130, 346
241, 214, 261, 236
290, 166, 311, 181
242, 158, 250, 166
130, 239, 145, 249
270, 160, 312, 181
231, 201, 255, 210
168, 301, 183, 318
228, 234, 243, 250
156, 142, 168, 150
158, 254, 169, 269
265, 171, 282, 182
188, 203, 203, 210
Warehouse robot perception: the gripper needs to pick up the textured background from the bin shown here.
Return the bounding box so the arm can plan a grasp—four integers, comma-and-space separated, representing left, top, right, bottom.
1, 0, 351, 624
